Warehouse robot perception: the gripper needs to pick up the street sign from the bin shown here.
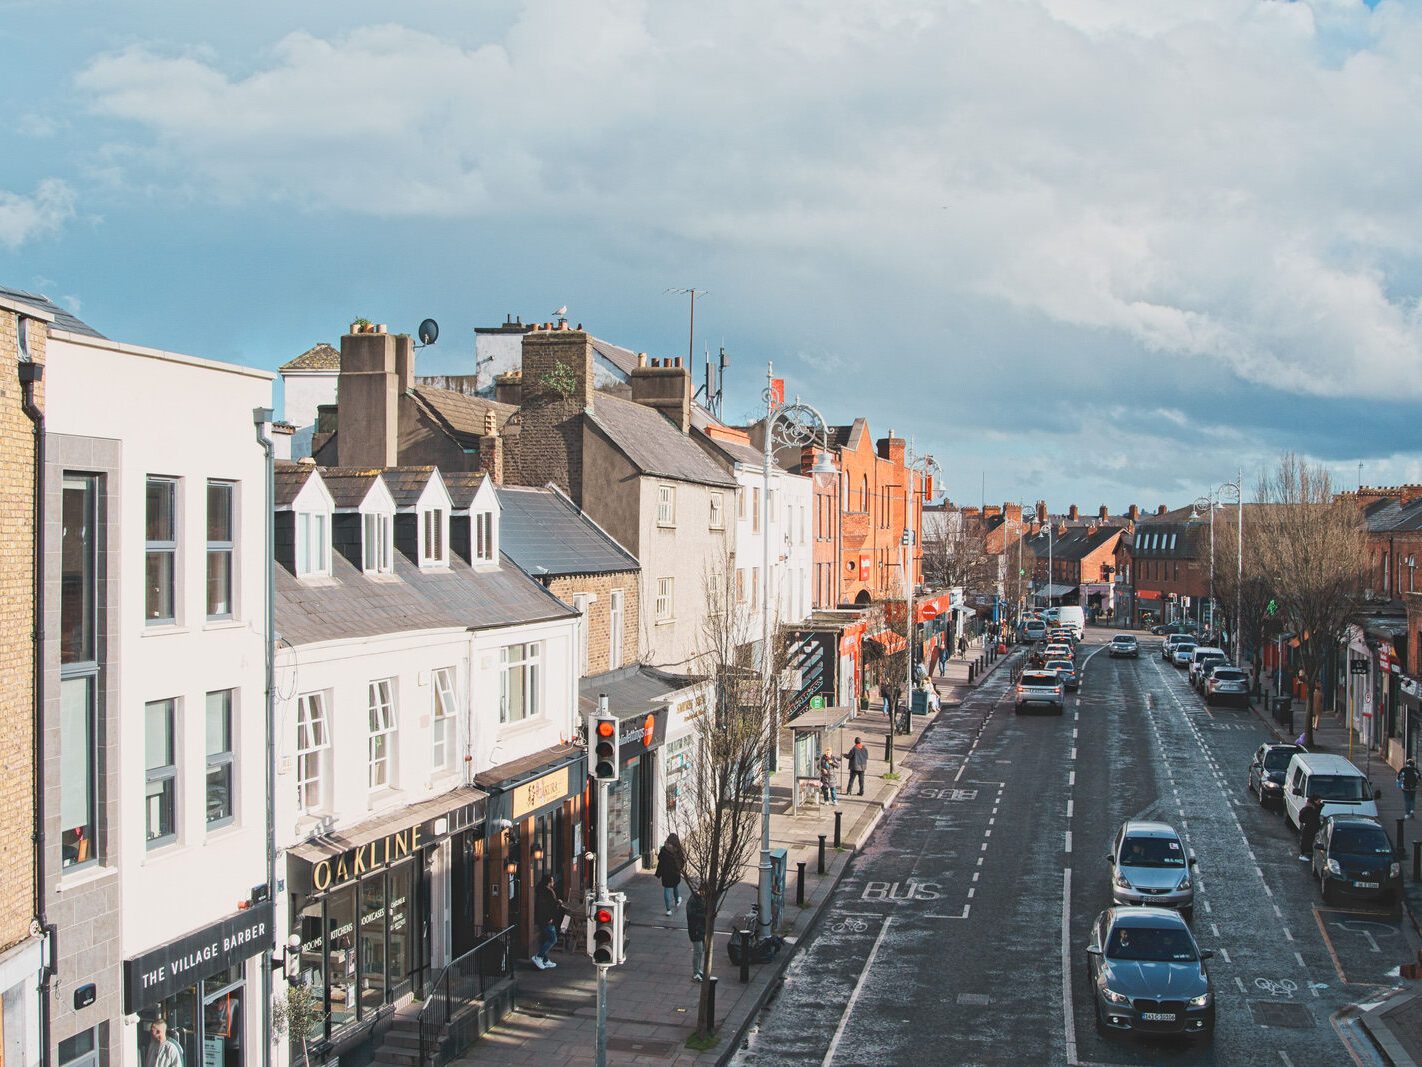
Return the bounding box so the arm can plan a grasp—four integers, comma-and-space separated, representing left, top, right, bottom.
1351, 659, 1369, 675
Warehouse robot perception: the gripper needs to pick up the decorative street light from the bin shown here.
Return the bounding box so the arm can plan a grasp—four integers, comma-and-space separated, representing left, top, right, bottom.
756, 362, 834, 945
899, 446, 942, 772
1192, 470, 1244, 651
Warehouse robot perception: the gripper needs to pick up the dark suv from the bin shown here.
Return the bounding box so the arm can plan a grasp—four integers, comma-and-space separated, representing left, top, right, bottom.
1311, 816, 1401, 908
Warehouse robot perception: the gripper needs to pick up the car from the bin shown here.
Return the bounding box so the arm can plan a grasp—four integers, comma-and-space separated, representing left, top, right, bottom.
1162, 633, 1194, 661
1045, 658, 1080, 691
1187, 647, 1228, 688
1204, 665, 1248, 706
1151, 622, 1198, 637
1015, 670, 1065, 714
1109, 820, 1196, 919
1170, 642, 1198, 667
1311, 815, 1402, 908
1043, 643, 1074, 662
1248, 743, 1307, 807
1048, 628, 1077, 647
1087, 907, 1214, 1039
1109, 635, 1139, 658
1023, 619, 1048, 641
1282, 752, 1381, 828
1056, 605, 1086, 638
1043, 607, 1061, 625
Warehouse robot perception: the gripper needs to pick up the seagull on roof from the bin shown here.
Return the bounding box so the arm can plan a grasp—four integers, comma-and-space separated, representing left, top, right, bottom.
554, 305, 568, 318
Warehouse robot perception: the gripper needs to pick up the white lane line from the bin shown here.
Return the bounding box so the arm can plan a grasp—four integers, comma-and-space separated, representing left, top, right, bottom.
1069, 770, 1076, 787
984, 829, 992, 838
1066, 800, 1074, 818
1219, 947, 1231, 963
1061, 867, 1078, 1067
1295, 951, 1305, 967
972, 871, 980, 882
989, 817, 996, 826
823, 915, 894, 1067
1235, 977, 1247, 993
1210, 923, 1220, 937
981, 842, 989, 851
968, 888, 976, 899
1070, 747, 1077, 760
1283, 927, 1294, 942
1065, 831, 1073, 853
1279, 1052, 1295, 1067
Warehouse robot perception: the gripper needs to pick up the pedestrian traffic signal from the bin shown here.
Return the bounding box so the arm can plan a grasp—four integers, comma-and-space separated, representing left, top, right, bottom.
591, 713, 620, 782
587, 895, 624, 966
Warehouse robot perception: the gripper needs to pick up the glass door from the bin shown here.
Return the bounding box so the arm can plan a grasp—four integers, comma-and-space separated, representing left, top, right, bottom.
201, 972, 244, 1067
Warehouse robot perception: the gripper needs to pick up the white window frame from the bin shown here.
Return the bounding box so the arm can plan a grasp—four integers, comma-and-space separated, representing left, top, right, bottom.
474, 510, 496, 563
146, 476, 178, 623
421, 508, 447, 567
655, 577, 674, 623
296, 692, 330, 813
144, 698, 178, 850
206, 480, 235, 620
571, 593, 591, 676
296, 510, 330, 578
657, 485, 676, 528
609, 589, 625, 667
709, 492, 724, 530
205, 688, 236, 828
432, 668, 457, 772
499, 643, 541, 724
368, 679, 397, 791
362, 511, 393, 574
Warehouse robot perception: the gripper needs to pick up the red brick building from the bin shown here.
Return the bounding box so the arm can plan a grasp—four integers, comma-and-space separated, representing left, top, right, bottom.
828, 420, 927, 606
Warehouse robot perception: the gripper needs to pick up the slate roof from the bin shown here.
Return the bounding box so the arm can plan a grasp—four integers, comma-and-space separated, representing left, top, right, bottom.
698, 430, 763, 469
280, 343, 340, 372
1122, 521, 1205, 559
473, 742, 582, 791
578, 665, 697, 718
0, 285, 104, 338
443, 471, 488, 511
590, 337, 639, 377
588, 394, 736, 487
499, 485, 639, 578
1021, 525, 1122, 561
1365, 498, 1422, 534
276, 548, 577, 646
274, 461, 319, 508
318, 468, 383, 509
410, 386, 516, 450
382, 466, 438, 509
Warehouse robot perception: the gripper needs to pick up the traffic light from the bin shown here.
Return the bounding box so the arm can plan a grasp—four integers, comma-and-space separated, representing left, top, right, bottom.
591, 713, 619, 782
587, 894, 624, 966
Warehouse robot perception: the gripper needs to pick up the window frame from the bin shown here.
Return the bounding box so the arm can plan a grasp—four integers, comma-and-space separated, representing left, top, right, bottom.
145, 476, 178, 624
474, 510, 496, 563
206, 480, 236, 620
655, 576, 674, 623
59, 673, 99, 870
431, 667, 457, 772
295, 692, 330, 814
421, 508, 448, 567
657, 485, 676, 528
570, 593, 591, 676
499, 643, 542, 724
367, 678, 397, 792
608, 589, 625, 667
709, 492, 724, 530
362, 510, 393, 574
144, 698, 178, 850
205, 688, 236, 828
296, 510, 330, 578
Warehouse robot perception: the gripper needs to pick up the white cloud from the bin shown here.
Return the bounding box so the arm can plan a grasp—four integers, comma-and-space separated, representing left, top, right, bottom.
0, 179, 76, 248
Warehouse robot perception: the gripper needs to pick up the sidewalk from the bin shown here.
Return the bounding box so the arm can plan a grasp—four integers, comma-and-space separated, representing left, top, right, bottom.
459, 636, 1016, 1066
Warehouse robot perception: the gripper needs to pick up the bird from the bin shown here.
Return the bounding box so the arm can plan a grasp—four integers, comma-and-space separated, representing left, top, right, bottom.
554, 305, 568, 318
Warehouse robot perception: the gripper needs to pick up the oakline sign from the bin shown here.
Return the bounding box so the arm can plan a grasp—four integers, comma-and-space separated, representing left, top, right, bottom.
123, 902, 274, 1013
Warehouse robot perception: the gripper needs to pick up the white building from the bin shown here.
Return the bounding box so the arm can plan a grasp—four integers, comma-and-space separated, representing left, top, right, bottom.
277, 343, 340, 459
43, 328, 275, 1067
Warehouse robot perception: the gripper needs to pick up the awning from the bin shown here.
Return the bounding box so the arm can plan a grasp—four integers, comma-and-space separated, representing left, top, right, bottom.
1136, 589, 1162, 601
1039, 584, 1077, 598
476, 743, 588, 824
288, 785, 487, 864
785, 705, 853, 733
865, 630, 906, 656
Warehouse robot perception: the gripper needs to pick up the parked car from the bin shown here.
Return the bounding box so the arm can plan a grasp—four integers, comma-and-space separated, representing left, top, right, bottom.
1015, 670, 1065, 714
1282, 752, 1381, 829
1109, 635, 1139, 658
1248, 743, 1307, 807
1188, 647, 1228, 688
1109, 820, 1196, 919
1046, 658, 1080, 691
1170, 642, 1198, 667
1162, 633, 1194, 661
1151, 622, 1198, 636
1086, 907, 1214, 1039
1311, 815, 1402, 908
1204, 666, 1248, 706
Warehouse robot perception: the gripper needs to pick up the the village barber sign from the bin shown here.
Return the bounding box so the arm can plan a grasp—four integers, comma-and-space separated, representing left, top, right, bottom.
123, 902, 273, 1013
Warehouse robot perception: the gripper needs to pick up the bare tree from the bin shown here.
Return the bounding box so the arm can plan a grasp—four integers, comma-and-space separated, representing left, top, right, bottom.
921, 515, 998, 593
1211, 514, 1281, 683
1251, 454, 1368, 745
676, 557, 781, 1044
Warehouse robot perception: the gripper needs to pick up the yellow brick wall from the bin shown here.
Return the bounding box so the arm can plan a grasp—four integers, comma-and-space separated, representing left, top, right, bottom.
0, 309, 42, 955
548, 571, 640, 674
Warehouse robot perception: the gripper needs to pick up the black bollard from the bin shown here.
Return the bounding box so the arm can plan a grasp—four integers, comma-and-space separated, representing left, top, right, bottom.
884, 734, 892, 761
797, 861, 806, 906
818, 833, 827, 874
1399, 818, 1408, 860
739, 930, 751, 983
707, 975, 718, 1024
968, 663, 976, 683
835, 810, 843, 850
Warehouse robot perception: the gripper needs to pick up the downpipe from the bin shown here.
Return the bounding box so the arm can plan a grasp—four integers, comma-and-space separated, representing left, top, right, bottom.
253, 409, 276, 1067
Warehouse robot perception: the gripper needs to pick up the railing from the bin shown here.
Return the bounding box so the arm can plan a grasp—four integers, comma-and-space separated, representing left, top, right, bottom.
417, 925, 515, 1067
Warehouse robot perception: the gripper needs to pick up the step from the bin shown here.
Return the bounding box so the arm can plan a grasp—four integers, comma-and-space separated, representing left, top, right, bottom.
370, 1046, 420, 1067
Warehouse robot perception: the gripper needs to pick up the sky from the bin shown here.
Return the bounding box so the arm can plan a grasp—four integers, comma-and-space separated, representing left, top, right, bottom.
2, 0, 1417, 511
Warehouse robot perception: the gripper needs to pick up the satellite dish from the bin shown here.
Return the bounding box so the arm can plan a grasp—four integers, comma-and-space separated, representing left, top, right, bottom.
418, 318, 439, 346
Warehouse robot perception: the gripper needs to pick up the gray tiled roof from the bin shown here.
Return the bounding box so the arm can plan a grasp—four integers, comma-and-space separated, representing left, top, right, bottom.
410, 386, 515, 449
1121, 521, 1205, 559
0, 285, 104, 338
279, 342, 340, 372
578, 665, 697, 719
498, 485, 639, 577
695, 428, 763, 469
276, 548, 577, 646
588, 394, 736, 487
443, 470, 488, 511
382, 466, 438, 509
319, 467, 383, 509
590, 337, 639, 377
1365, 498, 1422, 534
274, 461, 319, 508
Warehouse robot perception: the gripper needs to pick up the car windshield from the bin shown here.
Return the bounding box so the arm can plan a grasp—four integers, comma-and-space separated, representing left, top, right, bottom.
1113, 637, 1133, 645
1263, 749, 1300, 771
1119, 836, 1186, 868
1211, 670, 1245, 682
1332, 827, 1393, 856
1175, 644, 1197, 654
1307, 775, 1369, 801
1022, 673, 1058, 686
1107, 925, 1198, 963
1046, 661, 1074, 671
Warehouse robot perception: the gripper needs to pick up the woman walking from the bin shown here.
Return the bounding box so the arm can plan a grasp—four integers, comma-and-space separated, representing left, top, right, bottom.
656, 833, 686, 915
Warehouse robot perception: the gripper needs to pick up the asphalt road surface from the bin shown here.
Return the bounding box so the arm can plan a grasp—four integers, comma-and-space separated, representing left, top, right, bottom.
733, 630, 1411, 1066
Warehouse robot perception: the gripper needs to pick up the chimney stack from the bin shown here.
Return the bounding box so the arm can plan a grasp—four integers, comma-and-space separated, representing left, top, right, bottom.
1036, 500, 1048, 523
1068, 504, 1079, 521
876, 431, 907, 465
494, 370, 523, 406
1004, 502, 1023, 524
510, 325, 597, 499
336, 327, 400, 468
1098, 505, 1109, 521
1157, 504, 1168, 516
629, 357, 692, 433
1128, 504, 1140, 521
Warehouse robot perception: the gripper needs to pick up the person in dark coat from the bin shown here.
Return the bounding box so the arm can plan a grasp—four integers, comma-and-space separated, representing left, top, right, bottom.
656, 833, 685, 914
532, 874, 565, 969
846, 737, 869, 796
686, 889, 708, 981
1298, 796, 1324, 860
1400, 759, 1421, 818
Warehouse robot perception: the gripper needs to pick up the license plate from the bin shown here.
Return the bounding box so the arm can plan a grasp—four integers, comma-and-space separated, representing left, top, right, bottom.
1141, 1012, 1176, 1022
1355, 881, 1379, 889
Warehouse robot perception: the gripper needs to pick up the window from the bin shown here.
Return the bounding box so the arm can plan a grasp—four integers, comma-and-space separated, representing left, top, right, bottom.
146, 477, 177, 622
751, 567, 760, 610
62, 476, 97, 662
499, 643, 541, 723
58, 1031, 98, 1067
60, 676, 97, 868
368, 679, 397, 791
61, 474, 101, 869
421, 509, 446, 565
752, 488, 761, 533
709, 492, 724, 530
296, 511, 329, 577
739, 488, 747, 519
145, 698, 177, 848
17, 316, 32, 363
800, 505, 808, 544
736, 568, 746, 603
571, 593, 590, 675
206, 689, 235, 826
609, 589, 625, 667
657, 485, 676, 527
432, 668, 456, 771
296, 692, 329, 813
655, 577, 673, 623
474, 511, 495, 563
363, 512, 392, 574
206, 481, 235, 619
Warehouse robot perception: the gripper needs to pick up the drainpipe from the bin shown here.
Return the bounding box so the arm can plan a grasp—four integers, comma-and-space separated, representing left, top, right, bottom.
253, 408, 276, 1067
21, 359, 52, 1067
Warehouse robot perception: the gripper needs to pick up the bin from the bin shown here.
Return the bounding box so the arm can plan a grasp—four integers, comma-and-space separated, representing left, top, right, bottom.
911, 689, 930, 715
770, 848, 787, 926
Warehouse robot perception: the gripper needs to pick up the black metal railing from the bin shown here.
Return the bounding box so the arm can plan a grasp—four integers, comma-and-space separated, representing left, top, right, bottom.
417, 925, 515, 1067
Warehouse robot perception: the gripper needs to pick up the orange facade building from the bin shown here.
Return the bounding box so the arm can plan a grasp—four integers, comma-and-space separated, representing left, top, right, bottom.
830, 420, 928, 606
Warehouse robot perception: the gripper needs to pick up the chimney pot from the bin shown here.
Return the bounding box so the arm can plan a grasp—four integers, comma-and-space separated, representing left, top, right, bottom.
1068, 504, 1079, 521
637, 352, 648, 367
1099, 505, 1109, 520
1157, 504, 1168, 515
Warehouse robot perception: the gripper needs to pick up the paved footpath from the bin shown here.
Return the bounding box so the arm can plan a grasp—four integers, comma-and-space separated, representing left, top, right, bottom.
456, 636, 1017, 1065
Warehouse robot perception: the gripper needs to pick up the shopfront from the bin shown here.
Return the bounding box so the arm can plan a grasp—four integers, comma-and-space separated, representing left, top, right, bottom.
604, 708, 667, 876
124, 903, 272, 1067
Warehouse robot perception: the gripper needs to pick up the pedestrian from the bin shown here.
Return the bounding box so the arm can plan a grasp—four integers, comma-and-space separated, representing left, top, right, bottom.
656, 833, 685, 914
819, 749, 839, 806
937, 644, 949, 675
143, 1019, 183, 1067
1399, 759, 1421, 819
531, 874, 565, 969
1297, 796, 1324, 861
958, 634, 967, 657
686, 888, 708, 982
847, 736, 869, 796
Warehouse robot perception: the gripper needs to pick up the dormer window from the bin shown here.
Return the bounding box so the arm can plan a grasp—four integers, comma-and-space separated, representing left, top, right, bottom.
296, 510, 330, 577
474, 510, 496, 564
421, 508, 447, 566
363, 512, 393, 574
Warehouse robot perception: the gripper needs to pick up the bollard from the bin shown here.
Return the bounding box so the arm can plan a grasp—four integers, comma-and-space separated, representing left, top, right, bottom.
968, 663, 976, 683
884, 734, 892, 761
1399, 818, 1408, 860
797, 861, 806, 906
835, 810, 843, 850
739, 929, 751, 983
707, 975, 718, 1023
1413, 841, 1421, 883
818, 833, 827, 874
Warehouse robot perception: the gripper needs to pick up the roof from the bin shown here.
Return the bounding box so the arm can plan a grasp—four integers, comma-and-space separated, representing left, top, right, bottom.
590, 337, 639, 377
1122, 522, 1204, 559
499, 485, 639, 577
700, 430, 764, 468
1365, 497, 1422, 534
274, 461, 319, 508
578, 665, 697, 718
588, 394, 736, 487
382, 466, 438, 509
0, 285, 104, 338
474, 742, 582, 792
410, 386, 516, 450
443, 470, 488, 511
1030, 526, 1121, 562
318, 467, 384, 509
279, 342, 340, 372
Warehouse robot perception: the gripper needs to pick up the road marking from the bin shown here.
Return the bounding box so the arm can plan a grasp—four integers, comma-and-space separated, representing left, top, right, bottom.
1219, 947, 1231, 963
1295, 951, 1306, 967
1202, 899, 1212, 914
972, 871, 980, 882
1066, 800, 1074, 818
1069, 771, 1076, 787
1065, 831, 1072, 853
1278, 1052, 1294, 1067
1283, 926, 1293, 942
1070, 747, 1077, 760
1235, 977, 1247, 993
1061, 867, 1078, 1067
1210, 922, 1220, 937
967, 888, 975, 899
823, 915, 893, 1066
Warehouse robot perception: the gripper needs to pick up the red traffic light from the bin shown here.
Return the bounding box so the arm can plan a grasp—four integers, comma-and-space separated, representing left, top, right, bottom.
594, 907, 613, 923
596, 719, 616, 738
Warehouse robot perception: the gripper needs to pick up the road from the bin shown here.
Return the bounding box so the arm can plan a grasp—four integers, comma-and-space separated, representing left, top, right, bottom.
733, 630, 1413, 1066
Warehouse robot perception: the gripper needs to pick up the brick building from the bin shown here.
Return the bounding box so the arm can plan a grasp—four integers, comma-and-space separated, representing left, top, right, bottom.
828, 420, 927, 606
1115, 520, 1210, 627
1022, 522, 1123, 614
1347, 487, 1422, 599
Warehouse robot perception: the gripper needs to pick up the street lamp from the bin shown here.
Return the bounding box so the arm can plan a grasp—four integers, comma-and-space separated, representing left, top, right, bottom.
1193, 472, 1244, 649
1192, 495, 1215, 635
757, 362, 834, 945
899, 447, 941, 767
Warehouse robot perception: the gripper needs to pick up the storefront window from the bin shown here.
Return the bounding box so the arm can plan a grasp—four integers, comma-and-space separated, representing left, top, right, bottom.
359, 875, 387, 1013
202, 969, 244, 1067
605, 756, 641, 870
326, 888, 356, 1030
388, 863, 414, 1000
137, 966, 245, 1067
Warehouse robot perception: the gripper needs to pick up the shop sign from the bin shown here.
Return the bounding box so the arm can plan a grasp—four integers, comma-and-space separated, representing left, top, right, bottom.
123, 902, 273, 1014
1402, 674, 1422, 700
619, 707, 667, 758
312, 824, 426, 891
512, 767, 571, 820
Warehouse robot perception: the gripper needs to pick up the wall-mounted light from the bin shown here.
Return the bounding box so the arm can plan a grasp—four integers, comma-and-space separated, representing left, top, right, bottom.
532, 845, 545, 862
505, 859, 518, 876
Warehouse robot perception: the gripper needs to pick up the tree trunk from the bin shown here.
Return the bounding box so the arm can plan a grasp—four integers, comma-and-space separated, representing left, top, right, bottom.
694, 905, 718, 1038
1303, 679, 1315, 747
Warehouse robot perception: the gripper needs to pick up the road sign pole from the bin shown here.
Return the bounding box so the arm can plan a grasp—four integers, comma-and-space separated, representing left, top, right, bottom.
595, 694, 611, 1067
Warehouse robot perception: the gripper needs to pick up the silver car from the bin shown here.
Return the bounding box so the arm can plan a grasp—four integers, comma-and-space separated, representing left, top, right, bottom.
1204, 666, 1248, 706
1110, 820, 1196, 920
1170, 642, 1197, 667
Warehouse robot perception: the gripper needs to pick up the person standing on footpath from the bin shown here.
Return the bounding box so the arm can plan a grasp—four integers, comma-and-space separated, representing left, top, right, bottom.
846, 736, 869, 796
1400, 759, 1421, 818
531, 874, 565, 969
1297, 796, 1324, 860
656, 833, 686, 914
686, 888, 708, 981
820, 749, 839, 805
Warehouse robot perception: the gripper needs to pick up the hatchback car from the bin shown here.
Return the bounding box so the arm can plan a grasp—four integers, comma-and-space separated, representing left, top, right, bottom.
1110, 820, 1196, 919
1170, 642, 1198, 668
1015, 670, 1065, 714
1162, 633, 1194, 661
1087, 907, 1213, 1039
1023, 619, 1048, 641
1043, 643, 1074, 662
1204, 666, 1248, 706
1248, 743, 1306, 807
1045, 658, 1080, 691
1312, 815, 1401, 908
1109, 635, 1139, 658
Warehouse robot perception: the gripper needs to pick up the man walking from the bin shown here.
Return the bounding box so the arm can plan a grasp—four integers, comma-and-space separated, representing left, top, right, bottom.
847, 736, 869, 796
687, 889, 707, 982
1298, 796, 1324, 861
1400, 759, 1421, 818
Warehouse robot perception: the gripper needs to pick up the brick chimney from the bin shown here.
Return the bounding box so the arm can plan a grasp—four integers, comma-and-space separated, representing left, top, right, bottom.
1098, 505, 1109, 521
1057, 522, 1068, 536
1402, 485, 1422, 506
1068, 504, 1079, 521
1036, 500, 1048, 523
1128, 504, 1140, 521
630, 356, 692, 433
508, 324, 597, 499
1156, 504, 1168, 516
1004, 502, 1023, 524
336, 325, 399, 468
494, 370, 523, 406
477, 411, 504, 484
983, 505, 1001, 520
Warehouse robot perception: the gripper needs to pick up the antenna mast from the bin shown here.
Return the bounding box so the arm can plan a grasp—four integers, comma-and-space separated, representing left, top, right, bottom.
665, 287, 709, 364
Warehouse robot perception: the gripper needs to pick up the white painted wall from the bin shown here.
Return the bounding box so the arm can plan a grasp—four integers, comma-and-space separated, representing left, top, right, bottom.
279, 369, 337, 458
730, 463, 814, 643
637, 478, 733, 672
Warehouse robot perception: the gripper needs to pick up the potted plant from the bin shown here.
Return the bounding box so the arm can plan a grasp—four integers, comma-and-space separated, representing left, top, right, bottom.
272, 983, 325, 1067
350, 318, 372, 334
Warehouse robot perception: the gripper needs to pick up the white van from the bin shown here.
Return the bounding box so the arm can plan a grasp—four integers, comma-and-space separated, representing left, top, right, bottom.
1056, 605, 1085, 639
1282, 752, 1380, 828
